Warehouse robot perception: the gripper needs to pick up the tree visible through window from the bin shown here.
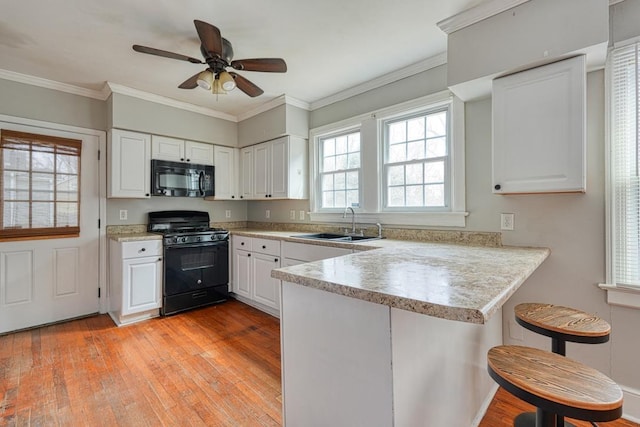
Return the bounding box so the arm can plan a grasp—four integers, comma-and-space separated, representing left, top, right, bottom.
0, 130, 81, 240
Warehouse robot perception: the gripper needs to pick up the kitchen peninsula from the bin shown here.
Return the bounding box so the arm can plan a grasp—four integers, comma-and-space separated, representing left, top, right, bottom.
271, 240, 550, 426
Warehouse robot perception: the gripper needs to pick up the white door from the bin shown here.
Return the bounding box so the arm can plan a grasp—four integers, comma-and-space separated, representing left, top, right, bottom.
270, 137, 288, 199
253, 143, 270, 198
0, 122, 101, 334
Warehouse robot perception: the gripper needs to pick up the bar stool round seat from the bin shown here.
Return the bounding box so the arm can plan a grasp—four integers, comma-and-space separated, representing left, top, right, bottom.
514, 303, 610, 356
487, 345, 623, 427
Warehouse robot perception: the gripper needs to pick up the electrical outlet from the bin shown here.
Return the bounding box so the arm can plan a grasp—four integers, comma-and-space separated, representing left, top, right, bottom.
500, 213, 515, 230
265, 209, 271, 219
119, 210, 127, 220
290, 210, 296, 220
299, 210, 305, 220
225, 210, 231, 218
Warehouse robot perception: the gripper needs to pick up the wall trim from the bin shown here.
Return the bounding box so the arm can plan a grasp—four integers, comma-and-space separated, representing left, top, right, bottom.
621, 385, 640, 423
0, 68, 108, 100
106, 82, 238, 122
309, 53, 447, 111
236, 94, 310, 122
436, 0, 531, 35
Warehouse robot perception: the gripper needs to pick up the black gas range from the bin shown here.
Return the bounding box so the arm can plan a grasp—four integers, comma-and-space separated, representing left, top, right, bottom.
148, 211, 229, 315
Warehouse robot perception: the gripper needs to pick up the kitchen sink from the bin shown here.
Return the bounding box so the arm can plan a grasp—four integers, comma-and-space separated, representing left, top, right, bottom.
293, 233, 382, 242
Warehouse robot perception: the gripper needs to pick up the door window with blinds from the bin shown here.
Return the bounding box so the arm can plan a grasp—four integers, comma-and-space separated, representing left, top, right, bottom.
0, 130, 82, 240
610, 42, 640, 288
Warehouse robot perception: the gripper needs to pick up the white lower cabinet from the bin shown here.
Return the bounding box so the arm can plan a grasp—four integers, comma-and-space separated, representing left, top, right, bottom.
230, 236, 357, 317
231, 236, 281, 316
109, 240, 163, 326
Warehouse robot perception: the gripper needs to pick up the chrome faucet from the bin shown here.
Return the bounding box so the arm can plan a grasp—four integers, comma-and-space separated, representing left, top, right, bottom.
343, 207, 356, 235
376, 222, 383, 238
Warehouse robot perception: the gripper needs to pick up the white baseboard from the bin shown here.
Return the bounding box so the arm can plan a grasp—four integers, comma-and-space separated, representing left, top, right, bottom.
472, 383, 500, 427
621, 385, 640, 423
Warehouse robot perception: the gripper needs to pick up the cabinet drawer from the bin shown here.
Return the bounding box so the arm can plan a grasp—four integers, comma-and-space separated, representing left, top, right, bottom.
122, 240, 162, 259
233, 235, 253, 251
252, 238, 281, 256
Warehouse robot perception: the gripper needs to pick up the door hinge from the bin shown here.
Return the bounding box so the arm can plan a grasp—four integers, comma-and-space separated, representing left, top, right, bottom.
98, 287, 101, 298
98, 219, 101, 229
98, 149, 101, 160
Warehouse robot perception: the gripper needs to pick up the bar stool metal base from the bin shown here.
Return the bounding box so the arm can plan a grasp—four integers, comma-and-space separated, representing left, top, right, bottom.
514, 411, 576, 427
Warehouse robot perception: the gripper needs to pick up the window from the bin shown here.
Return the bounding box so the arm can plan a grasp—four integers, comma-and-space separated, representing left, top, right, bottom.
310, 91, 466, 227
318, 130, 361, 209
0, 129, 81, 240
383, 108, 449, 209
609, 42, 640, 289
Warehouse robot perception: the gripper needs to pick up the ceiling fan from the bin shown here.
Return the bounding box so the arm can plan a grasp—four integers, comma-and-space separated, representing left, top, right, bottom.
132, 20, 287, 97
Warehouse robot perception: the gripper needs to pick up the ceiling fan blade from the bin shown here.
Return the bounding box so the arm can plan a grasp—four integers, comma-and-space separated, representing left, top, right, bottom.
231, 58, 287, 73
229, 72, 264, 97
194, 20, 223, 58
178, 72, 201, 89
132, 45, 203, 64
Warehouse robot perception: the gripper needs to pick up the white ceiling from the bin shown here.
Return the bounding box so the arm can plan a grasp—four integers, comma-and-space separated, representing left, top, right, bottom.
0, 0, 484, 118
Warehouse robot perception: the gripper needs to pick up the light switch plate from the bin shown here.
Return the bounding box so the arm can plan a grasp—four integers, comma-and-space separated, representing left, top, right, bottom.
119, 210, 127, 220
265, 209, 271, 219
290, 210, 296, 220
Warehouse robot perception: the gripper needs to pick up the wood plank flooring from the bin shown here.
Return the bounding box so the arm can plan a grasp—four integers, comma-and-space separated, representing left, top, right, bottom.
1, 300, 638, 426
1, 300, 281, 426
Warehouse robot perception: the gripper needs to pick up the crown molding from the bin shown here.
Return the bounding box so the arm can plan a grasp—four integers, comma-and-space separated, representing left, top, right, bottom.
105, 82, 237, 122
309, 52, 447, 111
437, 0, 531, 34
0, 68, 108, 100
236, 94, 310, 122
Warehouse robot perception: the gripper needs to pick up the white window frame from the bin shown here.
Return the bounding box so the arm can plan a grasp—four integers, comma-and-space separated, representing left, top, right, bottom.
309, 90, 467, 227
381, 105, 451, 212
316, 129, 362, 211
601, 39, 640, 309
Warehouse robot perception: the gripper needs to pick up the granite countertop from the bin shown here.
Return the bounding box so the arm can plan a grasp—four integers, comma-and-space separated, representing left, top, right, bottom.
231, 230, 550, 325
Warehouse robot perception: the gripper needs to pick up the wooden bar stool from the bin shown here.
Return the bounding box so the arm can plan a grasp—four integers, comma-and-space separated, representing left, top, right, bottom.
515, 303, 610, 355
514, 303, 611, 426
487, 345, 623, 427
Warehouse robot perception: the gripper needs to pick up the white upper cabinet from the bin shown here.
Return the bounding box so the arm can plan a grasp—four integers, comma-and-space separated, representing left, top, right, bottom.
492, 55, 586, 194
212, 145, 239, 200
108, 129, 151, 198
151, 135, 214, 165
240, 136, 308, 200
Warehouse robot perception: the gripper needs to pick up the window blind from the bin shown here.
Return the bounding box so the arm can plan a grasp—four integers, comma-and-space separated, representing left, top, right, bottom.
611, 43, 640, 288
0, 129, 82, 240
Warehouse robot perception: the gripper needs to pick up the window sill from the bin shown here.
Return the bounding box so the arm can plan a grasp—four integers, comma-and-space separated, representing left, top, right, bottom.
308, 211, 469, 228
599, 283, 640, 309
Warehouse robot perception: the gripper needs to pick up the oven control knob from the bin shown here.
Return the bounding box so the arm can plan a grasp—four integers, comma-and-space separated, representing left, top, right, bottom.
181, 237, 187, 243
211, 235, 216, 240
172, 237, 178, 244
196, 236, 201, 242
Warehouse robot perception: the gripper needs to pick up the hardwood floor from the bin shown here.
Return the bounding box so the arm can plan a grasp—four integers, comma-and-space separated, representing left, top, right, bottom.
1, 300, 638, 426
479, 387, 639, 427
0, 300, 281, 426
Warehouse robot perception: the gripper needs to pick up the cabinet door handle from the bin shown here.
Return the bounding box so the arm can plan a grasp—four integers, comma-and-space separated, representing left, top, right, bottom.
187, 158, 191, 162
248, 253, 251, 257
494, 184, 501, 190
180, 158, 184, 161
262, 245, 266, 249
231, 195, 235, 199
158, 258, 162, 261
274, 258, 278, 263
140, 248, 146, 252
241, 242, 245, 246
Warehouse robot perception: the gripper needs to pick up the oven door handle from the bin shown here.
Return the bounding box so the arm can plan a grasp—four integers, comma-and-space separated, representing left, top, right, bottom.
199, 171, 205, 196
164, 241, 228, 250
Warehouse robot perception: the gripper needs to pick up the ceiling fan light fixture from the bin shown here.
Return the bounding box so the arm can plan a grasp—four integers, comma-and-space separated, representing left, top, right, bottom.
196, 70, 213, 90
211, 77, 227, 95
218, 71, 236, 91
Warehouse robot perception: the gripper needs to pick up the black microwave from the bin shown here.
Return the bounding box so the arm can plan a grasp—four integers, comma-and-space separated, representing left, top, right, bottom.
151, 159, 214, 197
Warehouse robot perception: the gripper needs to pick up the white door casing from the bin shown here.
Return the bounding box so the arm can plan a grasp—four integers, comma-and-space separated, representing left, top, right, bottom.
0, 116, 106, 334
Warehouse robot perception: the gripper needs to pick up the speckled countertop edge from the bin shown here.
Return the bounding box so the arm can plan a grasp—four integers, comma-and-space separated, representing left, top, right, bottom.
273, 243, 550, 324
